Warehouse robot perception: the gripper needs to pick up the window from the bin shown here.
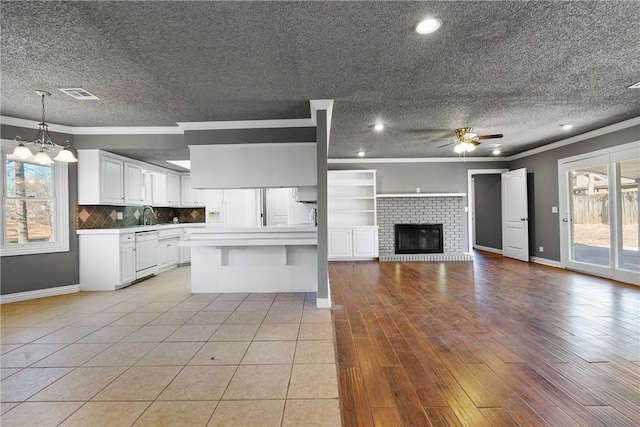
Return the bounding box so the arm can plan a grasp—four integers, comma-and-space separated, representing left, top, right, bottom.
1, 141, 69, 256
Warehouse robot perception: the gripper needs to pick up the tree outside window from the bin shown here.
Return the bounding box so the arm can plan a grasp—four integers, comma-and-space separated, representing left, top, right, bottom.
5, 158, 54, 244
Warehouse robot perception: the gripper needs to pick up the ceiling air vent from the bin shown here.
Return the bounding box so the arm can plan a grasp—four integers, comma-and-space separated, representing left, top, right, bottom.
58, 88, 99, 100
628, 81, 640, 89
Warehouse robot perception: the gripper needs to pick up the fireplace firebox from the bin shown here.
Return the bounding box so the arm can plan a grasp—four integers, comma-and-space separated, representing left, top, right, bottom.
394, 224, 443, 254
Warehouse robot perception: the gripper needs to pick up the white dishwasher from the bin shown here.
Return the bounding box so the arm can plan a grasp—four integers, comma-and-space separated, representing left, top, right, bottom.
135, 230, 159, 279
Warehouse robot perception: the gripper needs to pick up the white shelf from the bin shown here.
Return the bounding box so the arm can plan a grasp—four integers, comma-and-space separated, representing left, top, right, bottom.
328, 179, 374, 187
328, 196, 375, 200
376, 193, 466, 198
329, 209, 375, 213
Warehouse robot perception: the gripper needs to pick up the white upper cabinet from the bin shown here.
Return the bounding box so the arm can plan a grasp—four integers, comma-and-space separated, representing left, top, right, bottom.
181, 175, 205, 206
124, 162, 144, 205
78, 150, 125, 205
78, 149, 188, 207
167, 173, 181, 206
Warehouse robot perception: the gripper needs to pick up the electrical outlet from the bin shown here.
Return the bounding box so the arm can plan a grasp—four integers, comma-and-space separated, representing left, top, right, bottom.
552, 206, 558, 213
539, 246, 544, 253
117, 211, 123, 220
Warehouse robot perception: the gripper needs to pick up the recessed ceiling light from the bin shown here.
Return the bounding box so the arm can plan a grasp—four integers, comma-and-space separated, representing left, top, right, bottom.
561, 124, 573, 131
415, 18, 441, 35
357, 150, 366, 157
492, 148, 501, 155
373, 123, 384, 132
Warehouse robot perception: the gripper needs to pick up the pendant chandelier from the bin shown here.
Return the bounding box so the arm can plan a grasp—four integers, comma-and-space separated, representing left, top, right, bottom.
11, 90, 78, 165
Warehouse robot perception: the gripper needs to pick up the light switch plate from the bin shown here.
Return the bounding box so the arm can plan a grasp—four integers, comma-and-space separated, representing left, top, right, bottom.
551, 206, 558, 213
117, 211, 123, 220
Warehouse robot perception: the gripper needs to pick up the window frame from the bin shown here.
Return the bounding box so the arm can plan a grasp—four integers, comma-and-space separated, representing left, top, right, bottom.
1, 140, 69, 256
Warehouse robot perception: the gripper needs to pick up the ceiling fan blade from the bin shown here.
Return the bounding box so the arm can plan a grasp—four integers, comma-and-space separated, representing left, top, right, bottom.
471, 140, 481, 146
476, 134, 503, 140
438, 142, 455, 148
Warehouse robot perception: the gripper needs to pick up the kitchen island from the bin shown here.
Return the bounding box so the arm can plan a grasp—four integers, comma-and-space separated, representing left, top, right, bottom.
183, 225, 318, 293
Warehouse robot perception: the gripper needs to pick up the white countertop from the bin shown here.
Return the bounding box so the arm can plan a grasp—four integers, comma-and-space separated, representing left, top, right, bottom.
77, 223, 206, 235
188, 225, 317, 234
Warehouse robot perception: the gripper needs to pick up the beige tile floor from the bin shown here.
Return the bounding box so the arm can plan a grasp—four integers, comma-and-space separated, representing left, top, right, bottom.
0, 266, 342, 427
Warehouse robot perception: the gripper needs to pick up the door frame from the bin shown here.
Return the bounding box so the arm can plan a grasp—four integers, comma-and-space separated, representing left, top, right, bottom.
558, 140, 640, 284
467, 169, 508, 254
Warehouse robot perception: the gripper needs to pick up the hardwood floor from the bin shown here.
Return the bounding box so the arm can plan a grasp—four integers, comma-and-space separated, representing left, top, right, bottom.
329, 252, 640, 426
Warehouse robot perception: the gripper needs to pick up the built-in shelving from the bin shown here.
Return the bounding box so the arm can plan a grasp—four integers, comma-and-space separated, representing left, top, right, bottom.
327, 170, 378, 259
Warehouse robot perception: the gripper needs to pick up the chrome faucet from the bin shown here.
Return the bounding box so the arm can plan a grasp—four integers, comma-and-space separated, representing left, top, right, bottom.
141, 206, 155, 225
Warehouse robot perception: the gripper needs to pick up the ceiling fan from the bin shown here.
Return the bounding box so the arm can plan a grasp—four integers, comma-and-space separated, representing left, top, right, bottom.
438, 127, 503, 153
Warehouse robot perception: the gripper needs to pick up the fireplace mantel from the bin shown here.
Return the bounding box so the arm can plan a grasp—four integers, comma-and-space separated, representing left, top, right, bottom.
376, 193, 466, 198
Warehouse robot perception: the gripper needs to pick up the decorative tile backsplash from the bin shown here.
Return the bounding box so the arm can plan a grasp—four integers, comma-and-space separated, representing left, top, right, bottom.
77, 205, 205, 229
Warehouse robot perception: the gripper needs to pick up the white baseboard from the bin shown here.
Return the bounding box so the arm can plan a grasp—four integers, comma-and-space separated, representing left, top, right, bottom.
316, 298, 331, 308
316, 279, 332, 308
1, 284, 80, 304
473, 245, 503, 255
530, 256, 563, 269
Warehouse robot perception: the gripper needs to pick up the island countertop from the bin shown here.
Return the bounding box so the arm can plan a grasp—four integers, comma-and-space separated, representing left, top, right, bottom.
184, 225, 317, 247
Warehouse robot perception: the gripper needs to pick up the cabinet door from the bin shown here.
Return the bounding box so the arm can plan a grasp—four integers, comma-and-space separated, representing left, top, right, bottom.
267, 188, 289, 225
168, 239, 180, 266
120, 242, 136, 283
181, 175, 204, 206
158, 241, 169, 269
353, 228, 378, 258
152, 172, 168, 206
328, 228, 352, 258
167, 173, 181, 206
180, 229, 191, 264
101, 156, 124, 204
124, 163, 143, 205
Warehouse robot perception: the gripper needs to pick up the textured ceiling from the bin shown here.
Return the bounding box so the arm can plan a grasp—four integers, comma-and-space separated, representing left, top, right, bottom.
1, 1, 639, 162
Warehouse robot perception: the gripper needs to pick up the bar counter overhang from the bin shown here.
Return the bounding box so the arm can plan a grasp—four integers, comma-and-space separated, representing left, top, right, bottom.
181, 225, 318, 293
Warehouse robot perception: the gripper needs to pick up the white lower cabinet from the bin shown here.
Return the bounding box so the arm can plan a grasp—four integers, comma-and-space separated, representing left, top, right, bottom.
179, 228, 191, 264
79, 233, 137, 291
120, 234, 136, 283
158, 228, 181, 272
328, 229, 352, 258
328, 226, 378, 260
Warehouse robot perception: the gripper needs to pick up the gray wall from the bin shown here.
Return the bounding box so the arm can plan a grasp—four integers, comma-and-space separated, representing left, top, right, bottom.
473, 174, 502, 250
509, 124, 640, 262
330, 161, 505, 194
316, 112, 329, 300
1, 124, 79, 295
330, 161, 505, 252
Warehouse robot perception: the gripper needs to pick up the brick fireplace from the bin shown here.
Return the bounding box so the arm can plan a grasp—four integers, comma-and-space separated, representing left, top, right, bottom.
377, 194, 472, 262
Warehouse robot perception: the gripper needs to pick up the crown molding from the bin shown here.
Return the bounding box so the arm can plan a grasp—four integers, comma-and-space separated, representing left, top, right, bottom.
176, 118, 315, 131
1, 116, 75, 134
72, 126, 184, 135
328, 156, 504, 164
507, 116, 640, 161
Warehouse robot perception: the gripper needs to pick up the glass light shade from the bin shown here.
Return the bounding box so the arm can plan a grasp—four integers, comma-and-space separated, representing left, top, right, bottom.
454, 141, 475, 153
415, 18, 442, 35
12, 143, 33, 159
34, 151, 54, 165
53, 148, 78, 162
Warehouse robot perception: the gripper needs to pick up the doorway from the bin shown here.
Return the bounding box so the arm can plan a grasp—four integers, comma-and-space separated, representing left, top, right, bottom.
467, 169, 508, 254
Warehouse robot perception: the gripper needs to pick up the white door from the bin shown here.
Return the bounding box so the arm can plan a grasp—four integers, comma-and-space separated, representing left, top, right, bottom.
502, 168, 529, 262
559, 145, 639, 284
